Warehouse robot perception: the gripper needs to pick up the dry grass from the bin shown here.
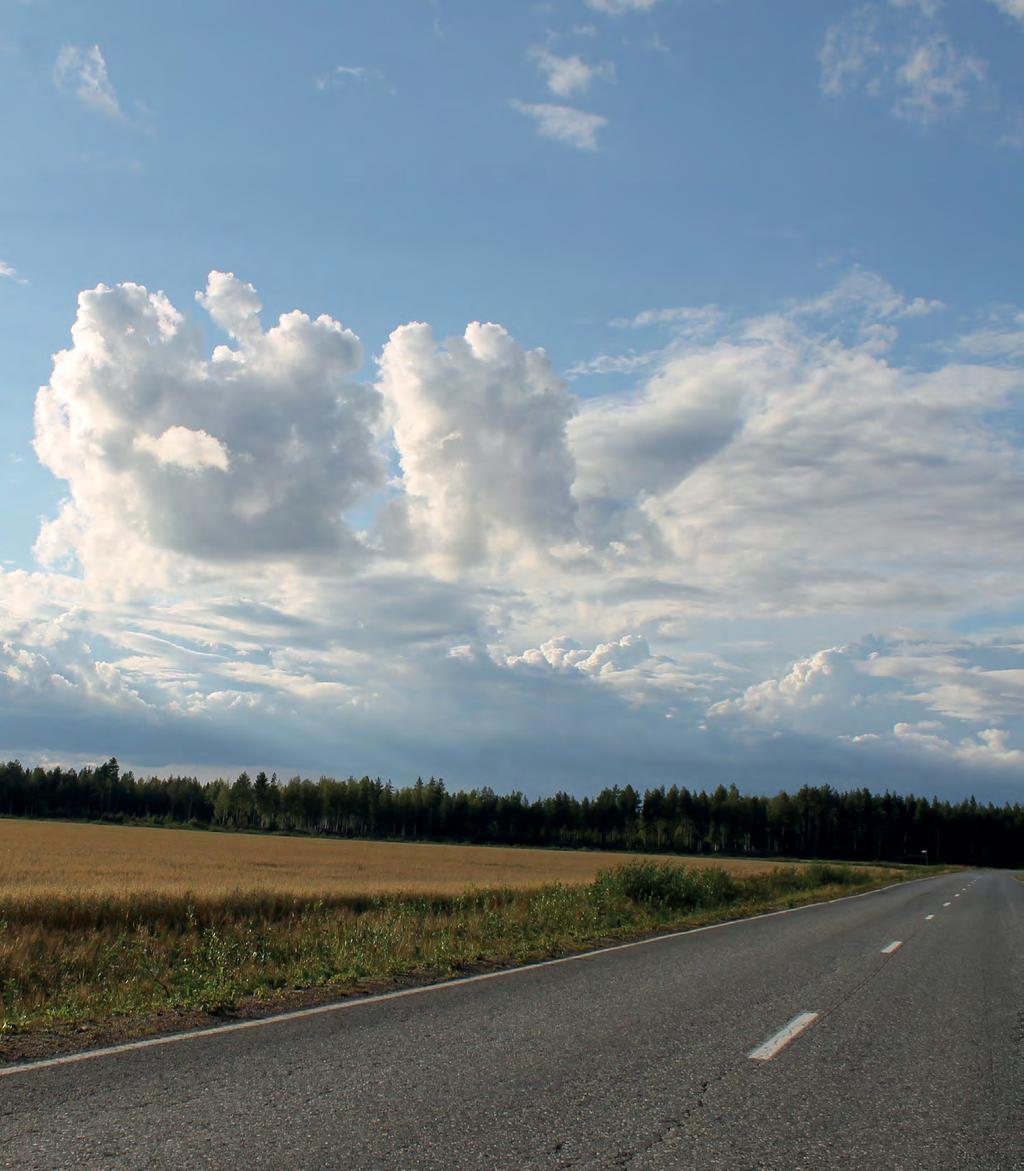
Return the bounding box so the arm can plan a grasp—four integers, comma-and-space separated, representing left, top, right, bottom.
0, 818, 787, 898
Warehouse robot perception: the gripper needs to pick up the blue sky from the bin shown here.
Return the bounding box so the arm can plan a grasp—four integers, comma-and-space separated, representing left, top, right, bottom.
1, 0, 1023, 799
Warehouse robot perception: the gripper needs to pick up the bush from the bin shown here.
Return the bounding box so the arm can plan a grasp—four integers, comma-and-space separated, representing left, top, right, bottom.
594, 861, 739, 911
595, 859, 863, 915
802, 862, 856, 887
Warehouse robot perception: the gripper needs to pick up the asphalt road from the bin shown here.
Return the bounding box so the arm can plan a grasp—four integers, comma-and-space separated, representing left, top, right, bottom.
2, 870, 1021, 1170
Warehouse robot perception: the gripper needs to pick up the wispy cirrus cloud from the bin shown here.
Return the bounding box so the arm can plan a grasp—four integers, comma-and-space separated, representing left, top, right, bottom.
955, 306, 1024, 360
985, 0, 1024, 21
790, 266, 946, 337
893, 36, 986, 122
820, 4, 986, 125
889, 0, 941, 16
53, 44, 125, 120
610, 305, 725, 333
313, 65, 394, 94
586, 0, 661, 14
510, 100, 607, 150
0, 260, 26, 285
566, 350, 659, 378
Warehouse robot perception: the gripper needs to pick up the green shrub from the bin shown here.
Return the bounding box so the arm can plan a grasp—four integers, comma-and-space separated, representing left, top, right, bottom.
594, 860, 740, 911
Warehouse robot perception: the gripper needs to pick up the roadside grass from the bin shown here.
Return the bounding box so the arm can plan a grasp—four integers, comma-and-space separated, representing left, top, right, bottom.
0, 859, 919, 1045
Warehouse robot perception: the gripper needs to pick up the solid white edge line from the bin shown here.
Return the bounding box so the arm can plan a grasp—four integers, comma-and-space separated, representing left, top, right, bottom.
748, 1012, 819, 1061
0, 870, 947, 1080
881, 940, 902, 954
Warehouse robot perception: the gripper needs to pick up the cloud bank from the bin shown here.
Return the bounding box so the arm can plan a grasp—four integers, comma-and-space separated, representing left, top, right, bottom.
12, 269, 1024, 799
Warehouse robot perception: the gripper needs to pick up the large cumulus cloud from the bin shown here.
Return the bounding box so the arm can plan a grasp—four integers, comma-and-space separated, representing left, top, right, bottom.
33, 273, 383, 587
377, 320, 577, 570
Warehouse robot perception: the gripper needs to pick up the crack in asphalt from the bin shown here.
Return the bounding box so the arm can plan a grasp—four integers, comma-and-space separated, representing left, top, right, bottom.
613, 1067, 733, 1169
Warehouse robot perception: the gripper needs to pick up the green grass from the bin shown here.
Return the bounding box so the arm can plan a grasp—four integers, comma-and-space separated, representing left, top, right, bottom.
0, 861, 916, 1043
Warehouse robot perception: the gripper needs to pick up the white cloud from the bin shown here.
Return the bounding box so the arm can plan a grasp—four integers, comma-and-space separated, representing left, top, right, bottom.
708, 645, 873, 731
819, 4, 986, 124
0, 631, 153, 716
507, 633, 651, 675
586, 0, 660, 13
956, 307, 1024, 360
194, 269, 262, 342
503, 633, 706, 708
893, 36, 985, 122
53, 44, 124, 120
134, 427, 230, 472
510, 100, 607, 150
986, 0, 1024, 21
786, 267, 945, 355
31, 266, 1024, 627
861, 646, 1024, 724
820, 6, 884, 97
316, 65, 368, 86
313, 65, 393, 94
33, 273, 382, 587
529, 47, 614, 98
892, 722, 1024, 767
570, 343, 743, 510
709, 636, 1024, 771
376, 320, 577, 569
566, 350, 659, 378
610, 305, 725, 333
793, 266, 945, 323
568, 271, 1024, 616
889, 0, 942, 16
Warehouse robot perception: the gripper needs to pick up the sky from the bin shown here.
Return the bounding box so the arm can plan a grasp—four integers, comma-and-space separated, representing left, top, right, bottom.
1, 0, 1023, 801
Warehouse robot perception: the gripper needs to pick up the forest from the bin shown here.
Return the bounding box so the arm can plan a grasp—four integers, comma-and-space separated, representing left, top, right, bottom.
0, 757, 1021, 868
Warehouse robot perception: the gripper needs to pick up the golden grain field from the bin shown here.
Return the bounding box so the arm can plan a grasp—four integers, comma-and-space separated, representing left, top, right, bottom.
0, 818, 786, 897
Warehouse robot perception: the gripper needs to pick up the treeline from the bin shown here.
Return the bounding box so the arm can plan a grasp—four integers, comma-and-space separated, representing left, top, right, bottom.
0, 757, 1021, 867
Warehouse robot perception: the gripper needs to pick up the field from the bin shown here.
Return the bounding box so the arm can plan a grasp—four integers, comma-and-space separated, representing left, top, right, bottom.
0, 818, 916, 1062
0, 818, 786, 897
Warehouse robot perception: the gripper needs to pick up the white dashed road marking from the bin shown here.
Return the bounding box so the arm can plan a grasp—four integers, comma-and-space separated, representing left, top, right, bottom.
881, 940, 902, 954
926, 914, 935, 920
749, 1013, 820, 1062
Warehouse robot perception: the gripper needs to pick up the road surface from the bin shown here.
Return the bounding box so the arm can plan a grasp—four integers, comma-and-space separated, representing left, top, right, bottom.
2, 869, 1021, 1169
